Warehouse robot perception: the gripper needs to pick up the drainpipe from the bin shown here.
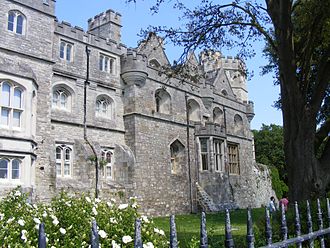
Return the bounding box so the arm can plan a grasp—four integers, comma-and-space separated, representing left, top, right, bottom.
185, 93, 193, 213
84, 46, 99, 198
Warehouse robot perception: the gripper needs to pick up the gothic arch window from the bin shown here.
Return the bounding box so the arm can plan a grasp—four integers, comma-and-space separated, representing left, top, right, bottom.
96, 95, 114, 119
149, 59, 161, 68
155, 89, 171, 114
101, 149, 113, 179
234, 114, 244, 135
187, 99, 200, 122
170, 140, 185, 174
7, 10, 26, 35
221, 89, 228, 96
0, 158, 21, 180
0, 80, 24, 129
213, 107, 224, 126
52, 85, 73, 111
55, 144, 72, 177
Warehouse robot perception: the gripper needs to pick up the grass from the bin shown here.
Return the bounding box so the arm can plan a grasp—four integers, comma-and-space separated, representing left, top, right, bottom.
153, 208, 265, 247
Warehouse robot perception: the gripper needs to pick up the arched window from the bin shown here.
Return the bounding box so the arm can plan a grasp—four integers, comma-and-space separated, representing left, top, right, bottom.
101, 149, 113, 179
170, 140, 185, 174
60, 41, 73, 62
52, 86, 72, 111
0, 158, 21, 180
155, 89, 171, 114
149, 59, 161, 68
0, 81, 24, 128
7, 11, 26, 35
213, 107, 224, 126
96, 95, 114, 119
187, 99, 200, 122
234, 114, 244, 135
55, 144, 72, 177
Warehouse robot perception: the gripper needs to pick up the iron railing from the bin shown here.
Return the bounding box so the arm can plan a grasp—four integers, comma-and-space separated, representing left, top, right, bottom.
37, 198, 330, 247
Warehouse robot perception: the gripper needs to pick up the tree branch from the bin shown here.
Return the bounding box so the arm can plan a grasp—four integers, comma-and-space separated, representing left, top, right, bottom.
315, 117, 330, 152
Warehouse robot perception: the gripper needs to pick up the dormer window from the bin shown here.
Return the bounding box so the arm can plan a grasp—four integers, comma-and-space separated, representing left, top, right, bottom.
7, 11, 26, 35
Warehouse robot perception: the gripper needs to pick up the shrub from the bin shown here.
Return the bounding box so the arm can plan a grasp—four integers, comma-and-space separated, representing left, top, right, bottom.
0, 188, 168, 247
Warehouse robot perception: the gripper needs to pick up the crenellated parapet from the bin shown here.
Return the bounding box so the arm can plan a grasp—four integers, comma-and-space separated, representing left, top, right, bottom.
200, 51, 246, 72
55, 20, 126, 53
121, 49, 148, 86
87, 9, 122, 43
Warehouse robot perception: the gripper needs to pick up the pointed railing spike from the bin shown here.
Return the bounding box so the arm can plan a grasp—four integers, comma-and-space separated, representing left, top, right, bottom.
38, 223, 46, 248
225, 209, 235, 248
246, 208, 255, 248
265, 207, 272, 245
170, 215, 178, 248
281, 202, 288, 244
327, 198, 330, 227
90, 220, 99, 248
307, 200, 314, 248
134, 219, 143, 248
317, 199, 325, 248
294, 201, 302, 248
200, 212, 208, 248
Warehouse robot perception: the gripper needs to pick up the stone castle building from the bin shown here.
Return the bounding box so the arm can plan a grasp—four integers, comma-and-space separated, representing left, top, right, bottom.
0, 0, 274, 215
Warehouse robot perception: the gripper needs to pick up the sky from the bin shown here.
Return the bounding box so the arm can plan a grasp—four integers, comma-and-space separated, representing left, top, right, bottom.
55, 0, 282, 130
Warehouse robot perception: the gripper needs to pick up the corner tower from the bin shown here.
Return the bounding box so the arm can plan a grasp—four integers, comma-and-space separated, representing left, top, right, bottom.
88, 9, 122, 43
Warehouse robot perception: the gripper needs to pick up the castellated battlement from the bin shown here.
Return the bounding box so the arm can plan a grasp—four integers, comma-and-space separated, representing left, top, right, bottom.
55, 20, 126, 53
87, 9, 122, 43
88, 9, 122, 29
12, 0, 55, 15
200, 51, 246, 72
121, 49, 148, 86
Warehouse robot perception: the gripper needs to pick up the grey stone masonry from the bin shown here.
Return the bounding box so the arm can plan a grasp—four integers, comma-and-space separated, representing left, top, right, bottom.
0, 0, 275, 215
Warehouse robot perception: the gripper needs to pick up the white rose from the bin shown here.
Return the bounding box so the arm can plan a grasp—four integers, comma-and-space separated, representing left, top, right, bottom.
118, 204, 128, 210
122, 235, 133, 244
18, 219, 25, 226
33, 217, 41, 224
98, 230, 107, 239
59, 227, 66, 235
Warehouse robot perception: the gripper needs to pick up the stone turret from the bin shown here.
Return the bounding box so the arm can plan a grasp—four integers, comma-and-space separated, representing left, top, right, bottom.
121, 49, 148, 86
200, 51, 248, 103
245, 100, 255, 122
88, 9, 122, 43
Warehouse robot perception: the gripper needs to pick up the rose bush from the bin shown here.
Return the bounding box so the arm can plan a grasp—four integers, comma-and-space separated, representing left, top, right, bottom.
0, 188, 168, 247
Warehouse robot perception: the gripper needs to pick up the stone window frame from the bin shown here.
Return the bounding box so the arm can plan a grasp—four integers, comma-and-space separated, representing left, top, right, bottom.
101, 148, 113, 180
199, 137, 209, 171
51, 84, 73, 112
214, 139, 225, 172
7, 10, 26, 35
149, 59, 161, 68
169, 139, 185, 174
0, 80, 24, 130
155, 88, 171, 114
187, 99, 201, 122
55, 144, 73, 178
99, 53, 115, 75
59, 40, 73, 62
227, 143, 240, 175
0, 157, 21, 181
95, 95, 114, 119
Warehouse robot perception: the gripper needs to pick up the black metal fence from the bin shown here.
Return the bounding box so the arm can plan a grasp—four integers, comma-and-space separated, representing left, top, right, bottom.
37, 198, 330, 247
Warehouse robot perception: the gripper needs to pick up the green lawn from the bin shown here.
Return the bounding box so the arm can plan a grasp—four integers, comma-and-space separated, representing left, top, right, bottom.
153, 208, 265, 247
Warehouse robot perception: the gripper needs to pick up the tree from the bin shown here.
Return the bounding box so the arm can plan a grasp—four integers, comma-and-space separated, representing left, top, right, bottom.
253, 124, 288, 198
130, 0, 330, 201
